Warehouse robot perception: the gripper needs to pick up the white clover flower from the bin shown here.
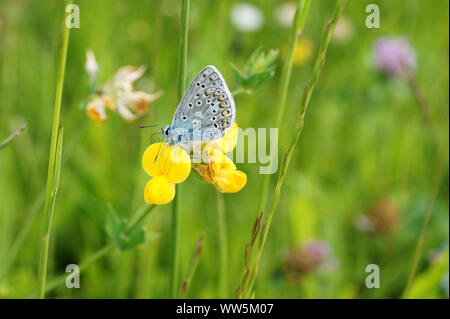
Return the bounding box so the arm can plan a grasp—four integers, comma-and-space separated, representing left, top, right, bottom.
116, 90, 162, 122
332, 17, 354, 43
85, 64, 162, 123
275, 2, 296, 28
86, 97, 108, 123
230, 3, 264, 32
85, 49, 99, 82
112, 66, 147, 91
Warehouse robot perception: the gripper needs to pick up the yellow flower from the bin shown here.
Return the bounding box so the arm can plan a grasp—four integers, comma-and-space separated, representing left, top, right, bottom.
142, 142, 191, 205
194, 123, 247, 193
282, 38, 315, 66
193, 146, 247, 193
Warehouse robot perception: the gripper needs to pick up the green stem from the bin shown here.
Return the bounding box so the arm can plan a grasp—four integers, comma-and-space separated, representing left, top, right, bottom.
0, 123, 26, 151
0, 118, 87, 283
37, 5, 71, 298
170, 188, 181, 299
231, 87, 248, 97
39, 204, 156, 296
257, 0, 311, 214
171, 0, 190, 299
180, 235, 203, 298
38, 125, 65, 298
239, 0, 347, 298
402, 135, 446, 297
217, 192, 228, 298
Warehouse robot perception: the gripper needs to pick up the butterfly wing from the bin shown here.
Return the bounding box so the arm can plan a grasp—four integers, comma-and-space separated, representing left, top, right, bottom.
170, 65, 235, 146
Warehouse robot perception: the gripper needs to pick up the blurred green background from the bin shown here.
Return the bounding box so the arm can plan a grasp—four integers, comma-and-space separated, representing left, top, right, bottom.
0, 0, 448, 298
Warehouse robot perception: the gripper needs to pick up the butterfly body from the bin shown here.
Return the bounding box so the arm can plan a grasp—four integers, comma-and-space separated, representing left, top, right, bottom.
163, 65, 235, 148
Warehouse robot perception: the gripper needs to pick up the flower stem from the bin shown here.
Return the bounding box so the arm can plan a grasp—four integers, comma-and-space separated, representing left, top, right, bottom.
180, 235, 203, 298
239, 0, 347, 298
0, 118, 87, 283
37, 5, 71, 298
402, 158, 444, 298
38, 125, 65, 299
171, 0, 190, 299
170, 188, 181, 299
217, 192, 228, 298
257, 0, 311, 214
0, 123, 26, 151
38, 204, 155, 296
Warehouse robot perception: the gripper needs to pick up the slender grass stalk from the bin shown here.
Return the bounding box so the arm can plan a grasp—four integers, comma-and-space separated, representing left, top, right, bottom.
170, 0, 190, 299
257, 0, 311, 214
406, 74, 430, 125
36, 204, 156, 296
403, 157, 445, 298
180, 235, 203, 298
0, 123, 26, 151
238, 0, 347, 298
38, 125, 65, 298
216, 192, 228, 298
0, 118, 87, 283
37, 5, 71, 297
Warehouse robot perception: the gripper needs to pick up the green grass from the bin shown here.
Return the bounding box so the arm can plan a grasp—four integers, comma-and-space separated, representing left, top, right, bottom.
0, 0, 448, 299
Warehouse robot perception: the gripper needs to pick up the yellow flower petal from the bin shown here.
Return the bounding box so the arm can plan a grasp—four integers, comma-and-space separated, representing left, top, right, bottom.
144, 175, 175, 205
206, 123, 239, 153
194, 148, 246, 193
215, 168, 247, 193
142, 142, 191, 183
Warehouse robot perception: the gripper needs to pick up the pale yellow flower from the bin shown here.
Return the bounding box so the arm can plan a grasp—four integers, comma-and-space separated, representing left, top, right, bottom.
282, 38, 315, 66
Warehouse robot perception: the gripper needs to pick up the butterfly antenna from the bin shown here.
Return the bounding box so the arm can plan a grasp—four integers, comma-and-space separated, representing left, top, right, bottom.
160, 141, 169, 160
138, 124, 164, 129
154, 137, 164, 163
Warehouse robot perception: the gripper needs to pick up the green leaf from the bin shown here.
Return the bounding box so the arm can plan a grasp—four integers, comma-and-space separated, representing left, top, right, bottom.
231, 48, 279, 92
106, 204, 146, 250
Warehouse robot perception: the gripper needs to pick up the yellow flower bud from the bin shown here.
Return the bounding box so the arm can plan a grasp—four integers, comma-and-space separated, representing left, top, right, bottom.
144, 175, 175, 205
214, 168, 247, 193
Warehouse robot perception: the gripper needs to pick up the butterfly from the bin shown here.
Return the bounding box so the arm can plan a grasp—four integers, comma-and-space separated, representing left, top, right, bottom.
162, 65, 236, 149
